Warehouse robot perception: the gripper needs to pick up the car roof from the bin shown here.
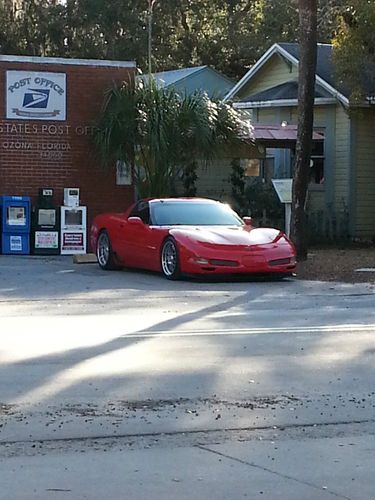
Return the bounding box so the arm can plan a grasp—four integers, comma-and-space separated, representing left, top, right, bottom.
149, 197, 219, 204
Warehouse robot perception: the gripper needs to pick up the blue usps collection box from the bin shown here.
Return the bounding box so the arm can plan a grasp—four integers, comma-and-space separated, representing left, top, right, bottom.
0, 195, 31, 255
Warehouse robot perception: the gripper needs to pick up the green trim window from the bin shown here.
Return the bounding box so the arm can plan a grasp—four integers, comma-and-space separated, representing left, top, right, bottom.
240, 158, 261, 177
240, 157, 275, 183
310, 132, 325, 185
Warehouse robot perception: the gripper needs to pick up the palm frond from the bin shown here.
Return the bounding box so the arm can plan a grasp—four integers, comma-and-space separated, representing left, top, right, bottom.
94, 79, 251, 197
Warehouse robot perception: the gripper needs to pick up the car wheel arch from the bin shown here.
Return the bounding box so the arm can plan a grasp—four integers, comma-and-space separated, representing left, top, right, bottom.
96, 229, 121, 270
160, 236, 182, 280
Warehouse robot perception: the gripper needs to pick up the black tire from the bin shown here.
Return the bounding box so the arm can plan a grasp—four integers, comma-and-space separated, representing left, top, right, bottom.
96, 230, 120, 270
160, 237, 181, 280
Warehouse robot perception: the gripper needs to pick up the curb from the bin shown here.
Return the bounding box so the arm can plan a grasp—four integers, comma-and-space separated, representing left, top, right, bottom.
73, 253, 97, 264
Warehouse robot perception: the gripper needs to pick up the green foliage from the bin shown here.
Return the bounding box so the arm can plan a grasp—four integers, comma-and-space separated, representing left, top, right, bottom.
0, 0, 355, 80
181, 162, 198, 197
229, 159, 247, 215
0, 0, 65, 56
317, 0, 348, 42
333, 1, 375, 102
229, 161, 283, 223
245, 178, 283, 222
95, 80, 249, 197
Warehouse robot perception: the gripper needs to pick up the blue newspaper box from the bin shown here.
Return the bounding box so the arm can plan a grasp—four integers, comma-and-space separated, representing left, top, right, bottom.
0, 196, 31, 254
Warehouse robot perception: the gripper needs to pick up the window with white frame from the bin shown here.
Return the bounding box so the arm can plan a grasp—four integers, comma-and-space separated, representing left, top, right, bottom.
310, 134, 325, 184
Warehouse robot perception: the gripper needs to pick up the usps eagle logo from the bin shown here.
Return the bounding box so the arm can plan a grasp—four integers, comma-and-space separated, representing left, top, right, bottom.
14, 87, 60, 117
22, 89, 50, 109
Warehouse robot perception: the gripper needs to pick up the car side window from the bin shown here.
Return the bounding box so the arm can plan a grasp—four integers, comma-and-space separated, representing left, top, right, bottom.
129, 201, 150, 224
138, 204, 150, 224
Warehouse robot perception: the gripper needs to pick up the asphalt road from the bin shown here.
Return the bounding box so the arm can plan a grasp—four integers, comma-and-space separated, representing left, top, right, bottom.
1, 255, 375, 499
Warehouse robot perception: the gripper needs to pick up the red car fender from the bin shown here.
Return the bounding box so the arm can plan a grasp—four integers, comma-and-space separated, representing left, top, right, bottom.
90, 219, 101, 253
165, 230, 201, 271
168, 229, 201, 253
90, 214, 121, 253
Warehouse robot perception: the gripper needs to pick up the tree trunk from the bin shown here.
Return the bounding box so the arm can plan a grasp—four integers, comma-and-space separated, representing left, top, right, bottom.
290, 0, 318, 260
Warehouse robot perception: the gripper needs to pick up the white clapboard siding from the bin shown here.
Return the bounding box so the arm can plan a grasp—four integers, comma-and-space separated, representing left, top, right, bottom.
354, 109, 375, 238
334, 106, 351, 210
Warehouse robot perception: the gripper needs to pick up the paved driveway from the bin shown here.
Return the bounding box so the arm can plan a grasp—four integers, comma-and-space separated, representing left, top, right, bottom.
1, 255, 375, 499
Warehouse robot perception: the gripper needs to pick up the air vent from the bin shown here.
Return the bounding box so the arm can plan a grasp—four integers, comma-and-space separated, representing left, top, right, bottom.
209, 259, 239, 267
269, 257, 291, 266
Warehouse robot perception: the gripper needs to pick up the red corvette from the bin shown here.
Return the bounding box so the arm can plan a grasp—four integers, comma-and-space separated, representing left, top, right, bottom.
90, 198, 296, 280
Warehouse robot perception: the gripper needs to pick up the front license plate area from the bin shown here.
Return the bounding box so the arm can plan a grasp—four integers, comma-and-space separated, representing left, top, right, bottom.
242, 255, 265, 268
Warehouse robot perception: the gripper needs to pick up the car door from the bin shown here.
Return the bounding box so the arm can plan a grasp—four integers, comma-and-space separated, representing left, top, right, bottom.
121, 201, 158, 269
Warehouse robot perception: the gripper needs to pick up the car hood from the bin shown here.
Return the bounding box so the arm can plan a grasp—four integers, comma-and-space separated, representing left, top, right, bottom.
170, 226, 283, 246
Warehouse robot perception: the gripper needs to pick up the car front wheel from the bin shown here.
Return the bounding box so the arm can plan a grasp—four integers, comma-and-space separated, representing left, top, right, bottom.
161, 237, 181, 280
96, 230, 120, 270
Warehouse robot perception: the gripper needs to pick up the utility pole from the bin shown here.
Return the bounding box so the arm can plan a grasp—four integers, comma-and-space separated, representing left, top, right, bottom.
148, 0, 156, 75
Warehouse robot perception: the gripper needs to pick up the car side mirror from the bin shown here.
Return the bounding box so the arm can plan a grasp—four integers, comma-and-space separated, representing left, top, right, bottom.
243, 216, 253, 227
128, 216, 144, 226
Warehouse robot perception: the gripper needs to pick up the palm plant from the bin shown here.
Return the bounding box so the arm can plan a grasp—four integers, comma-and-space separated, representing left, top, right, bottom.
95, 79, 251, 198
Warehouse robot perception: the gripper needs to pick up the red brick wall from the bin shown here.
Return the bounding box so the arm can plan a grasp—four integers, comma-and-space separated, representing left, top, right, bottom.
0, 59, 137, 249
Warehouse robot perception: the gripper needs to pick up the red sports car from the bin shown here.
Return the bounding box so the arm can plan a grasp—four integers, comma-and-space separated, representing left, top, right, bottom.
90, 198, 296, 280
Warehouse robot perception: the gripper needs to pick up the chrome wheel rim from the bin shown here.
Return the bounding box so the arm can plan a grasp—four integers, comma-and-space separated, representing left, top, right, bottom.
97, 233, 110, 267
161, 240, 177, 276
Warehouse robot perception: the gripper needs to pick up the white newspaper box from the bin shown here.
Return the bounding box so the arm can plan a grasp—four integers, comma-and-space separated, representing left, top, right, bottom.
60, 205, 87, 255
272, 179, 293, 237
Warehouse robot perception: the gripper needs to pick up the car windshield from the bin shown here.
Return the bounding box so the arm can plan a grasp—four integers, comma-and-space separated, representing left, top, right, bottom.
151, 201, 243, 226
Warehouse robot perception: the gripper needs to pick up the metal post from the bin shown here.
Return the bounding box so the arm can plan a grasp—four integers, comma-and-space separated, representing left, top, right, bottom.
148, 1, 155, 75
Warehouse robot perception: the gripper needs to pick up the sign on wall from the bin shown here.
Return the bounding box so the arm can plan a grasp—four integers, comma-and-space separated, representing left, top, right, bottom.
6, 71, 66, 121
116, 160, 132, 185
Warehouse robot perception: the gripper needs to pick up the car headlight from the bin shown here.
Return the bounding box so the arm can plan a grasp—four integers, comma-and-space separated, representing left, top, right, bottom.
193, 258, 209, 264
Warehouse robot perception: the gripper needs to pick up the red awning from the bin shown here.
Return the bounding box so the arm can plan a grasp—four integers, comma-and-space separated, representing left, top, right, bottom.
253, 125, 323, 148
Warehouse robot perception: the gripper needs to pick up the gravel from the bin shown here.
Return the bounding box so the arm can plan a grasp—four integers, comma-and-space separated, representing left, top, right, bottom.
297, 247, 375, 283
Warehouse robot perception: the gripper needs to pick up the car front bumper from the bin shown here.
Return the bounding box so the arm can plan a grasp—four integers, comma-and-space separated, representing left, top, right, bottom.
180, 244, 296, 276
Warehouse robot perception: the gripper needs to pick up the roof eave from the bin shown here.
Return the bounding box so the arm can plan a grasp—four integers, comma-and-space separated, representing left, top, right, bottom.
223, 43, 280, 101
275, 45, 350, 107
137, 66, 208, 88
0, 54, 136, 68
163, 66, 208, 88
224, 43, 350, 107
234, 98, 337, 109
